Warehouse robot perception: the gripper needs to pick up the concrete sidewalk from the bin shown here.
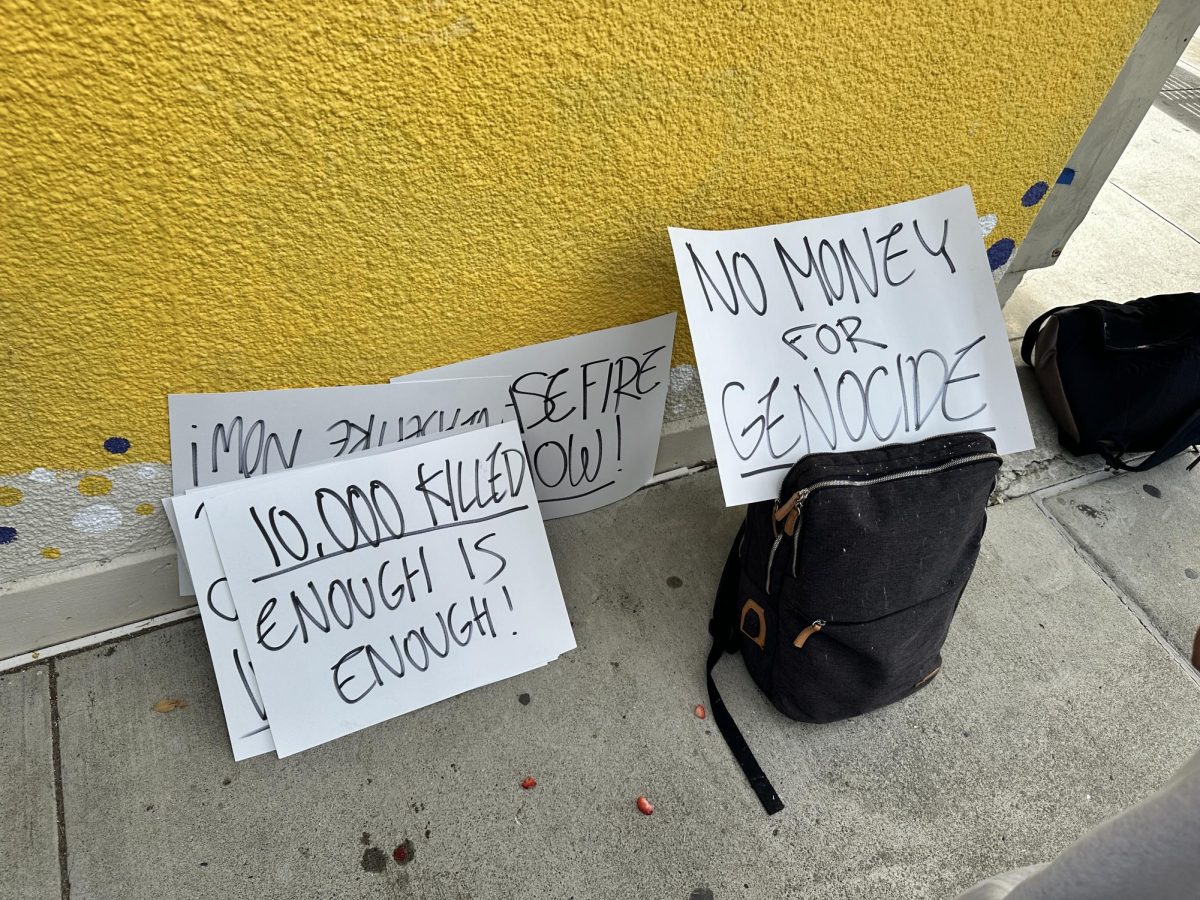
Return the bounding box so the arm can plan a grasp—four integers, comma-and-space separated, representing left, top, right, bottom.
6, 47, 1200, 900
4, 454, 1200, 900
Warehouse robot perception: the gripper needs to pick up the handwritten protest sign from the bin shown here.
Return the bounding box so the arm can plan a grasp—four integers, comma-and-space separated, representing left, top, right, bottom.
159, 497, 192, 596
166, 494, 274, 760
393, 314, 676, 518
168, 413, 512, 759
203, 423, 576, 758
168, 378, 511, 593
669, 186, 1032, 506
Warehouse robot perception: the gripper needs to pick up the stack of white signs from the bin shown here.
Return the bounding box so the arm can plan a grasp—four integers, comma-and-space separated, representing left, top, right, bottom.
165, 315, 676, 759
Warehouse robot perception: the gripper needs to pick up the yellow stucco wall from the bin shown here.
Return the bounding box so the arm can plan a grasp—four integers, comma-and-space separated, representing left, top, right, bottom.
0, 1, 1156, 570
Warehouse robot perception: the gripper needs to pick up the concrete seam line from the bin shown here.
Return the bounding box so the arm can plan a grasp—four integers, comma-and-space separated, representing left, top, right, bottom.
1029, 463, 1125, 501
1108, 181, 1200, 246
1032, 496, 1200, 691
642, 461, 716, 488
48, 658, 71, 900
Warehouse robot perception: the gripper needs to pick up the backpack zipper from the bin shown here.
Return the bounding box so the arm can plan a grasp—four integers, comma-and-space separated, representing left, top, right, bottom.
792, 619, 825, 649
791, 570, 973, 651
767, 451, 1001, 589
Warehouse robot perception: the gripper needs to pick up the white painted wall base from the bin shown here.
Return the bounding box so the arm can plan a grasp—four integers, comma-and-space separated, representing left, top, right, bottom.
0, 545, 186, 660
0, 415, 719, 660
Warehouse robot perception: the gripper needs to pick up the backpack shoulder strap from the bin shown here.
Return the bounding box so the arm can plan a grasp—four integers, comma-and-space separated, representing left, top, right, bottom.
1020, 305, 1070, 367
707, 523, 745, 653
707, 524, 785, 815
1100, 406, 1200, 473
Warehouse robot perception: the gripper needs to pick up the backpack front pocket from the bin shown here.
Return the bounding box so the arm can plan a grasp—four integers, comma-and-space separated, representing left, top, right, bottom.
771, 582, 966, 723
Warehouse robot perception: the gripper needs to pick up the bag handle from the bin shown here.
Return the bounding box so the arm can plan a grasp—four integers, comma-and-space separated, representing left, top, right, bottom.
706, 525, 785, 816
1020, 306, 1070, 367
1022, 298, 1200, 364
1096, 293, 1200, 351
1099, 406, 1200, 473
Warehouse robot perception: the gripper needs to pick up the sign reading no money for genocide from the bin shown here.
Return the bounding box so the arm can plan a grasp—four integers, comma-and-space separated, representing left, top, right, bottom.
669, 186, 1033, 506
203, 422, 576, 758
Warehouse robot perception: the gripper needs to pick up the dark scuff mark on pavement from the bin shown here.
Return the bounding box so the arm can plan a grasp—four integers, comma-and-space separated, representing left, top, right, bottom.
361, 846, 388, 873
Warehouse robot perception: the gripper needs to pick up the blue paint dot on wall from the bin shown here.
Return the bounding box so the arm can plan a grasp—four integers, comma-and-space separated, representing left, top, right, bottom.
987, 238, 1016, 270
103, 436, 131, 454
1057, 168, 1075, 185
0, 526, 16, 545
1021, 181, 1049, 207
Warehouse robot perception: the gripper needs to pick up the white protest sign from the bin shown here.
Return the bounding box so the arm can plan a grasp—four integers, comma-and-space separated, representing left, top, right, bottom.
170, 430, 499, 760
669, 186, 1033, 506
168, 378, 511, 593
392, 314, 676, 518
159, 497, 192, 593
166, 495, 274, 760
203, 422, 576, 758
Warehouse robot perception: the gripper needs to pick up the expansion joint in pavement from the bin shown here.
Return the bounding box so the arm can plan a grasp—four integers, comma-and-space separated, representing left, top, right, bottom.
48, 659, 70, 900
1032, 493, 1200, 691
1108, 181, 1200, 246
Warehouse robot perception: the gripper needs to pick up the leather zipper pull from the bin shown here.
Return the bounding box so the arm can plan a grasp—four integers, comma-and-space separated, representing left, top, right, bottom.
792, 620, 825, 649
773, 488, 810, 536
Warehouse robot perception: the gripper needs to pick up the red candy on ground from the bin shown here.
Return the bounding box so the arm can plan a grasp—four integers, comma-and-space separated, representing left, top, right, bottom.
521, 776, 537, 790
636, 795, 654, 816
694, 704, 706, 719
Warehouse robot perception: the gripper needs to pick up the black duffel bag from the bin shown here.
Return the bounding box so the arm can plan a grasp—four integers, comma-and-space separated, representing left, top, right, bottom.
1021, 292, 1200, 472
707, 432, 1001, 814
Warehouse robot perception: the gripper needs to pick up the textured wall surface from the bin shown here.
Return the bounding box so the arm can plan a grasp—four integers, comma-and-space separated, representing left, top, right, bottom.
0, 1, 1156, 583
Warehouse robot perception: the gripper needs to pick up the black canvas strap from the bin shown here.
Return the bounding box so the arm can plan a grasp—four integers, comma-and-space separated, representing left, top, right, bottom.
1020, 305, 1069, 367
707, 526, 785, 816
1099, 406, 1200, 473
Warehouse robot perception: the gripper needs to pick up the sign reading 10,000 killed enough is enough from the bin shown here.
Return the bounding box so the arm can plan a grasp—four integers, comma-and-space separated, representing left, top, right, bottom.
669, 186, 1033, 506
202, 422, 576, 758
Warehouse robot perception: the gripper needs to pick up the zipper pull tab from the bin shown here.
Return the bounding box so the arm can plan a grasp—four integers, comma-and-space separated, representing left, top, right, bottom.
790, 501, 805, 577
772, 495, 795, 536
773, 488, 809, 536
792, 620, 825, 649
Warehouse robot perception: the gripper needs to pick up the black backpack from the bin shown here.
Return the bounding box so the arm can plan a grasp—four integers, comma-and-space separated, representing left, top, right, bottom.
1021, 293, 1200, 472
706, 432, 1001, 814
